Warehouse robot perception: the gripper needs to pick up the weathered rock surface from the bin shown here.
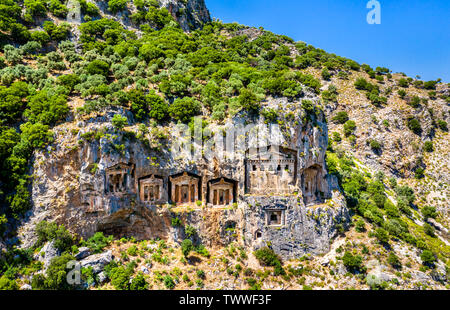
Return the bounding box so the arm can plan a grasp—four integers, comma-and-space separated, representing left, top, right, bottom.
34, 241, 60, 270
20, 284, 32, 290
80, 250, 113, 274
74, 247, 91, 260
18, 93, 348, 260
159, 0, 211, 31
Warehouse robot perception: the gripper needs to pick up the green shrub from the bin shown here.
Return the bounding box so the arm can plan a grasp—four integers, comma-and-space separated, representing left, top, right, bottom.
0, 275, 19, 290
374, 228, 389, 244
181, 239, 193, 258
407, 118, 422, 135
83, 232, 113, 254
171, 217, 182, 227
421, 206, 437, 220
127, 245, 138, 256
420, 250, 436, 266
332, 132, 342, 142
343, 120, 356, 137
398, 78, 409, 88
196, 269, 205, 279
423, 141, 433, 152
384, 200, 400, 218
321, 68, 331, 80
86, 59, 110, 76
437, 120, 448, 131
332, 111, 349, 124
148, 92, 169, 121
408, 96, 421, 108
355, 218, 366, 232
387, 252, 401, 269
414, 167, 425, 179
34, 221, 74, 252
163, 275, 175, 289
423, 223, 435, 237
369, 140, 382, 152
112, 114, 128, 130
110, 266, 131, 290
130, 273, 148, 290
32, 253, 76, 290
423, 80, 437, 90
108, 0, 128, 13
342, 251, 364, 273
397, 89, 407, 99
238, 88, 260, 112
184, 225, 197, 238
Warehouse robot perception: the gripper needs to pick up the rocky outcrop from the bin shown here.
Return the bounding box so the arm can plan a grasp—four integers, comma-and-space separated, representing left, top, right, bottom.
34, 241, 60, 271
80, 250, 113, 274
159, 0, 211, 31
18, 93, 348, 259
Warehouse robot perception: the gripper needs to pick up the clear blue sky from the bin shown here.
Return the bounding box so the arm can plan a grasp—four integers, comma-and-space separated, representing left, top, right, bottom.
205, 0, 450, 82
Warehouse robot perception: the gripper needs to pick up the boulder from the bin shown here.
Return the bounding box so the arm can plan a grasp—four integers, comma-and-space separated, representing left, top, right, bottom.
80, 250, 113, 274
75, 247, 91, 260
20, 284, 32, 290
97, 271, 108, 284
140, 264, 152, 275
34, 241, 60, 270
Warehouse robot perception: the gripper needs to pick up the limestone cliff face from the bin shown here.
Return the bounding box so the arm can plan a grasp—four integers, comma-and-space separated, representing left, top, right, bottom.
159, 0, 211, 31
18, 94, 348, 259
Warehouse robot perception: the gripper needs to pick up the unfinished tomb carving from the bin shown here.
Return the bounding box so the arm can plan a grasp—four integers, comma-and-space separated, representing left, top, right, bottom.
301, 164, 326, 205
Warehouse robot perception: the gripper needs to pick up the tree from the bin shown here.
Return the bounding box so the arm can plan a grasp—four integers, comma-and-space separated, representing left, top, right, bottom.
342, 251, 364, 273
181, 239, 193, 258
108, 0, 128, 13
128, 89, 148, 120
48, 0, 69, 17
139, 44, 165, 62
238, 89, 260, 112
112, 114, 128, 131
168, 97, 201, 123
8, 178, 30, 217
148, 92, 169, 121
86, 60, 110, 76
19, 122, 53, 149
25, 91, 69, 126
32, 253, 77, 290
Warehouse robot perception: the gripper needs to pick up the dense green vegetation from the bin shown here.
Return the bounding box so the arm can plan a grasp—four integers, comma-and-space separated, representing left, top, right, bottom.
326, 144, 448, 269
0, 0, 448, 291
0, 0, 364, 228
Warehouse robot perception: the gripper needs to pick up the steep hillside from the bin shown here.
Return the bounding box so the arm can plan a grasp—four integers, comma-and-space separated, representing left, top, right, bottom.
0, 0, 448, 290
